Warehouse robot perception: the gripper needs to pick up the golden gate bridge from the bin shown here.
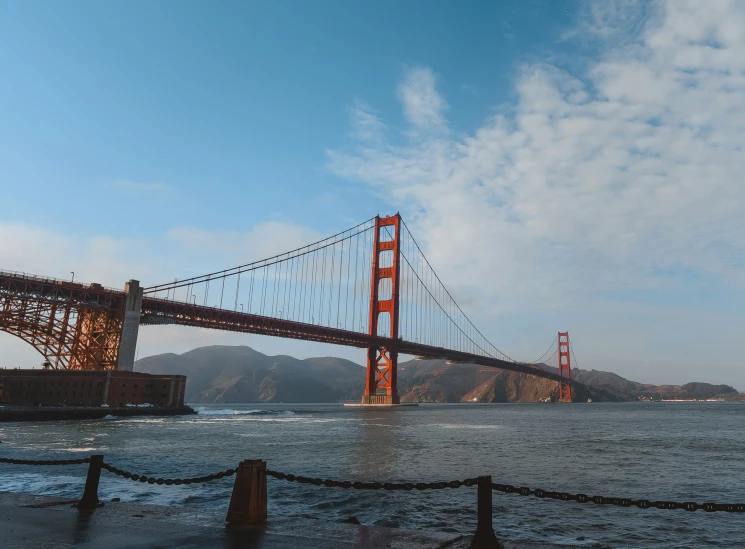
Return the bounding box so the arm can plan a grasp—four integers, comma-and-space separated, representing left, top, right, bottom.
0, 214, 579, 403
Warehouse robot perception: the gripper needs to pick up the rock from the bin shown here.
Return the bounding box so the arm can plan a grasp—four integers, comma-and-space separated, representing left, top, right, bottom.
342, 516, 361, 524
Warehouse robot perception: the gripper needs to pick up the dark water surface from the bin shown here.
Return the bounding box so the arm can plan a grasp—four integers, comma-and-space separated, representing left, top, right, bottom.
1, 402, 744, 548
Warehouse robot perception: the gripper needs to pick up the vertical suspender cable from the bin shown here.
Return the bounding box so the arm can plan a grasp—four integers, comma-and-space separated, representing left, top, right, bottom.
320, 247, 327, 325
248, 270, 255, 314
329, 243, 335, 326
310, 249, 317, 324
339, 238, 345, 328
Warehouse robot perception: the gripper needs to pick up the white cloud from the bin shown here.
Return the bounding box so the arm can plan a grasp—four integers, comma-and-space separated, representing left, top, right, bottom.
0, 220, 320, 289
328, 0, 745, 387
0, 220, 345, 367
397, 67, 448, 132
165, 221, 321, 275
347, 100, 387, 143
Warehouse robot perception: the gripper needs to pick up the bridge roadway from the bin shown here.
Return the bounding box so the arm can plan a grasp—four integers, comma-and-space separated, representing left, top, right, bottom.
1, 270, 581, 388
141, 296, 582, 388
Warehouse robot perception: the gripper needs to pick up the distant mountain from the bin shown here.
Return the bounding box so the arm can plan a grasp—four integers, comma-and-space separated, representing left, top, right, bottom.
135, 345, 743, 403
136, 346, 365, 403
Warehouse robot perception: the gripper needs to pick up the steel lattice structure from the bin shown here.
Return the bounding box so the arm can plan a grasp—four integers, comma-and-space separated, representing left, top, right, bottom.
0, 272, 125, 370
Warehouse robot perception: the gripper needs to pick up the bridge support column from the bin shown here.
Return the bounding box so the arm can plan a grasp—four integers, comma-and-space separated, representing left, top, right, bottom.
557, 331, 572, 402
116, 280, 143, 371
362, 215, 401, 406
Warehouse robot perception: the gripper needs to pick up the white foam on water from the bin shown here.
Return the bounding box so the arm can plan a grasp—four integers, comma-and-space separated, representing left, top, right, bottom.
194, 408, 296, 417
197, 416, 334, 424
437, 424, 503, 430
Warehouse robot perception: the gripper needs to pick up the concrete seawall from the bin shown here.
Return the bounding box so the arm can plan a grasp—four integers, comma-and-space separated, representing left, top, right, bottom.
0, 492, 606, 549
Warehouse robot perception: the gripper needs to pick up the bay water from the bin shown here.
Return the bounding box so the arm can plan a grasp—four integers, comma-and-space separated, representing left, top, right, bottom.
1, 402, 744, 548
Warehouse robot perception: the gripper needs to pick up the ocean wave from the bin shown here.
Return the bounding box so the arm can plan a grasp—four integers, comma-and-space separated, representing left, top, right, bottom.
194, 408, 296, 417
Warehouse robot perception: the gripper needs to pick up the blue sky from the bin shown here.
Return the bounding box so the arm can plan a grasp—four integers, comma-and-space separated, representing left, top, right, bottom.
0, 1, 579, 236
2, 1, 745, 389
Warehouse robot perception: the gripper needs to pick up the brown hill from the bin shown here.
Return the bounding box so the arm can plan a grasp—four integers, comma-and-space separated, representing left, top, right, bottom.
135, 346, 741, 403
136, 346, 364, 403
398, 359, 602, 403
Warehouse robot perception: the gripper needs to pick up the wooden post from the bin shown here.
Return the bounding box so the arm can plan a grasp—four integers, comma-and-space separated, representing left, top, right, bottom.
470, 475, 502, 549
226, 460, 267, 526
77, 454, 104, 511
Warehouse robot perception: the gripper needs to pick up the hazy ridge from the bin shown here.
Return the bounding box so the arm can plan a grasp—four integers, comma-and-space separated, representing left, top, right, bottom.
135, 345, 742, 403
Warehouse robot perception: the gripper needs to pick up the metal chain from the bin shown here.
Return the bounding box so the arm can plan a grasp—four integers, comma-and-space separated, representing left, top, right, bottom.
491, 483, 745, 513
100, 462, 236, 486
267, 470, 745, 512
0, 457, 90, 466
266, 470, 479, 490
3, 457, 743, 513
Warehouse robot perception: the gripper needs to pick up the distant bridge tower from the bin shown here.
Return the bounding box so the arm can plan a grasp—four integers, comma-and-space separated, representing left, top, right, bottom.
558, 331, 572, 402
362, 214, 401, 405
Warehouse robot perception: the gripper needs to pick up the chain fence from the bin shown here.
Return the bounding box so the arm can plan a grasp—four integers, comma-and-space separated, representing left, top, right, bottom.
489, 483, 745, 513
3, 455, 745, 513
100, 462, 236, 485
267, 470, 745, 513
0, 457, 90, 466
267, 469, 479, 490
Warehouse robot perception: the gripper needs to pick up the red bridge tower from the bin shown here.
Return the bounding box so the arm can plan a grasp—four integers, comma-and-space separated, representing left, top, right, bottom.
362, 214, 401, 405
557, 331, 572, 402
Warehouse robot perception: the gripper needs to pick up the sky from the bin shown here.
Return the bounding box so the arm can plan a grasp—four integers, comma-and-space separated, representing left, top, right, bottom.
1, 0, 745, 389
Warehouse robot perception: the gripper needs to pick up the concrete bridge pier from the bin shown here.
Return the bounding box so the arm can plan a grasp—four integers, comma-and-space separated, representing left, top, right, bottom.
116, 279, 143, 371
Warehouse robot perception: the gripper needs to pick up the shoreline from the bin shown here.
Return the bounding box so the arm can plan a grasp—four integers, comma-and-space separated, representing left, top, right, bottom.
0, 491, 602, 548
0, 406, 196, 423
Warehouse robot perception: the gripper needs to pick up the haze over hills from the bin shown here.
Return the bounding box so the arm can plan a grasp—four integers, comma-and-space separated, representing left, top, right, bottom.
135, 345, 743, 404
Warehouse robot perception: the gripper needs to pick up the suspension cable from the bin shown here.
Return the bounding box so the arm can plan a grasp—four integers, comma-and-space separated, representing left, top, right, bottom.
529, 334, 558, 365
144, 218, 376, 291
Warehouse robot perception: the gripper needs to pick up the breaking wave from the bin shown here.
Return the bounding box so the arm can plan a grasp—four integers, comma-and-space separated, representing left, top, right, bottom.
193, 408, 296, 417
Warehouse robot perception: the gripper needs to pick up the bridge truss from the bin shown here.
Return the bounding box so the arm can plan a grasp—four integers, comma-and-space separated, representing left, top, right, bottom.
0, 272, 125, 370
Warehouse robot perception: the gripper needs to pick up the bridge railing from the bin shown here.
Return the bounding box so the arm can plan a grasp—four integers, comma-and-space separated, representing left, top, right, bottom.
0, 270, 123, 294
2, 454, 744, 549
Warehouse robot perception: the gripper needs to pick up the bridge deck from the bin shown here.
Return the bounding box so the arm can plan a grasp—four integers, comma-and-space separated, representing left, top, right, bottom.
141, 297, 581, 388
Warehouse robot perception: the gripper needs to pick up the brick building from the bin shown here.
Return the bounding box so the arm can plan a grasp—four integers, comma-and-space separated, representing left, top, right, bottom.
0, 370, 186, 408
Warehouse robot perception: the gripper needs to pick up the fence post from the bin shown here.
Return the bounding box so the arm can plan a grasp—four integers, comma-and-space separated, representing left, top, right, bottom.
470, 475, 502, 549
226, 460, 267, 526
77, 454, 104, 511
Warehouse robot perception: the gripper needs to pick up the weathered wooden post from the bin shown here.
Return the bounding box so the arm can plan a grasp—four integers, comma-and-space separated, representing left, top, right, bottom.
470, 475, 502, 549
77, 454, 104, 511
226, 460, 267, 526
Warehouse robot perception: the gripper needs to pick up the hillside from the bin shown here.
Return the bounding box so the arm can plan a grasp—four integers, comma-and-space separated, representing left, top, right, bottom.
136, 346, 365, 403
135, 345, 742, 404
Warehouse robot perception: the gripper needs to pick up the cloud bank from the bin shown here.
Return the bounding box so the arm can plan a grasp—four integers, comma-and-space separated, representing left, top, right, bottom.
328, 0, 745, 386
